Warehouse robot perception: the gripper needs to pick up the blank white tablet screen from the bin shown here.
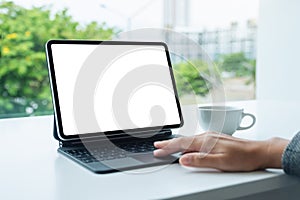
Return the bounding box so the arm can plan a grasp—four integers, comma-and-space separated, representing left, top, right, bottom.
51, 43, 181, 136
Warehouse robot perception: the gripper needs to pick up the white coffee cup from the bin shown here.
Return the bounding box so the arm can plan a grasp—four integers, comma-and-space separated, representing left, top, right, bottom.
198, 106, 256, 135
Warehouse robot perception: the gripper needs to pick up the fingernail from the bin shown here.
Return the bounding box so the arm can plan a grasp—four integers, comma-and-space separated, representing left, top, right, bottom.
154, 141, 166, 147
153, 149, 161, 155
181, 156, 191, 165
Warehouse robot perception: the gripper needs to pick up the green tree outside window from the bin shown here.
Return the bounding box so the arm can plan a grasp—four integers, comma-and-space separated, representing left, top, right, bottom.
0, 1, 116, 118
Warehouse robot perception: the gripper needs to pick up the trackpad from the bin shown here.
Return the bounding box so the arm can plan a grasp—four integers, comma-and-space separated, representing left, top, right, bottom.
132, 153, 175, 163
102, 158, 143, 169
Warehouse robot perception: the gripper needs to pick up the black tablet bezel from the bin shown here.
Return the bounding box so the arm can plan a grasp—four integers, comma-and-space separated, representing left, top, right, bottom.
46, 40, 183, 141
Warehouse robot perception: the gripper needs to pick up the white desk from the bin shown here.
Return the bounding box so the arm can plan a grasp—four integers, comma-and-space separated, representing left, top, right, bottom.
1, 100, 300, 200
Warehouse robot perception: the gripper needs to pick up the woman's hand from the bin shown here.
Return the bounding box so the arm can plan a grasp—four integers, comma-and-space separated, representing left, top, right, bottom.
154, 132, 289, 172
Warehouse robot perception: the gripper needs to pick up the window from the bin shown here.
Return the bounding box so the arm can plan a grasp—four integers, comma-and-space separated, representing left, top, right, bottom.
0, 0, 259, 118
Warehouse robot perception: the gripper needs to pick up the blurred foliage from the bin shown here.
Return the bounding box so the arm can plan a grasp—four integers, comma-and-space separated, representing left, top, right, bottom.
173, 53, 256, 100
0, 1, 116, 118
244, 59, 256, 87
218, 52, 256, 77
173, 60, 214, 97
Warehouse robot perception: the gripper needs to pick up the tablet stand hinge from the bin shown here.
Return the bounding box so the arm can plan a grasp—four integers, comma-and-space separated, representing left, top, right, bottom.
59, 129, 172, 148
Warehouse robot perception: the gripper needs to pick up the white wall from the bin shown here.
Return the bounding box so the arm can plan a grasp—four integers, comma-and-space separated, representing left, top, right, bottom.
257, 0, 300, 100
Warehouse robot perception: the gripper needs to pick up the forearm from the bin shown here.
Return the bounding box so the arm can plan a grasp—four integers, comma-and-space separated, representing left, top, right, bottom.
256, 132, 300, 177
263, 137, 289, 169
251, 137, 289, 170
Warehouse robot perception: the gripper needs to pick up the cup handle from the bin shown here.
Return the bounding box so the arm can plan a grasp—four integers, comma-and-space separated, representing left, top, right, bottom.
237, 113, 256, 130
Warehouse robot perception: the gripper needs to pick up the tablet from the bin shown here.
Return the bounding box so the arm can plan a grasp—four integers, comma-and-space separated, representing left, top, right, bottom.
46, 40, 183, 141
